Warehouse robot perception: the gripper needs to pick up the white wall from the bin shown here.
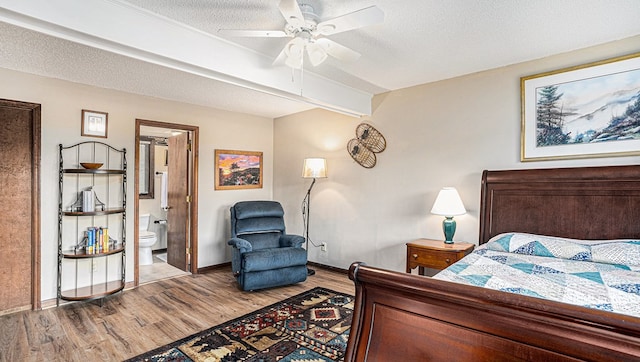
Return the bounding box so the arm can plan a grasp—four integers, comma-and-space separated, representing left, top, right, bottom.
273, 35, 640, 273
0, 67, 274, 301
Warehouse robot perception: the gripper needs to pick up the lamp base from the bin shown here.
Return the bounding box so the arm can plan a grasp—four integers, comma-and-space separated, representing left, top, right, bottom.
442, 216, 457, 244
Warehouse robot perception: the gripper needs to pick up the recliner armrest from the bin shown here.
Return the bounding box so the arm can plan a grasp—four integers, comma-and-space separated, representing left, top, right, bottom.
280, 234, 305, 248
228, 237, 253, 253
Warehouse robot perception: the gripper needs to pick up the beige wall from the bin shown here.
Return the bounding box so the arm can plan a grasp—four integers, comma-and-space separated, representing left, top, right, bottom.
273, 35, 640, 273
2, 34, 639, 302
0, 68, 274, 301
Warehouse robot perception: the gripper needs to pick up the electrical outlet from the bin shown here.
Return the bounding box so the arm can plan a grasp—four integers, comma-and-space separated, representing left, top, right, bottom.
321, 242, 327, 252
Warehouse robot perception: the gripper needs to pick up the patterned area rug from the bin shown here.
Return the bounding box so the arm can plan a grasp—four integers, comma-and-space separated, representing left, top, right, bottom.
126, 287, 353, 362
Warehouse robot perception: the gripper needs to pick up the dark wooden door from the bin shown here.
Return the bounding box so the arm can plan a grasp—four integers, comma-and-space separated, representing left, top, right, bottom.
167, 132, 190, 271
0, 99, 40, 312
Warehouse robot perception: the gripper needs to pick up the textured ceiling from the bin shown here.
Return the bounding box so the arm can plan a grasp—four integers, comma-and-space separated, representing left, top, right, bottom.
1, 0, 639, 118
0, 21, 314, 118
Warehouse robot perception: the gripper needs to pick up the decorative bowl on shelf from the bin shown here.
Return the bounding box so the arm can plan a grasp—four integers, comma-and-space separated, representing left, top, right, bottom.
80, 162, 103, 169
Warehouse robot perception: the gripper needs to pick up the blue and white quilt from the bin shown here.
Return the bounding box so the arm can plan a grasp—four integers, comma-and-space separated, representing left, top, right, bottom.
434, 233, 640, 318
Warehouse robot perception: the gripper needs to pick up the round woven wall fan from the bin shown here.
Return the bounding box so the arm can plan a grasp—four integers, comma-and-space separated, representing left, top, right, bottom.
347, 122, 386, 168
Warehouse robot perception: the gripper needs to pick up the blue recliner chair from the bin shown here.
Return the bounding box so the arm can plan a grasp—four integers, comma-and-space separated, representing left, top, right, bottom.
228, 201, 308, 291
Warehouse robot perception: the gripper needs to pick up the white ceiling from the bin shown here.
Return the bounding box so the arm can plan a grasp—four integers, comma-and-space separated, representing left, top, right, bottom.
1, 0, 639, 118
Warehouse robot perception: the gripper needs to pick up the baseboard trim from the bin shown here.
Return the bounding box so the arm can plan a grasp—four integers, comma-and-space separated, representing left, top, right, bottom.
0, 304, 32, 316
198, 261, 231, 274
196, 261, 347, 275
308, 261, 348, 274
41, 298, 57, 310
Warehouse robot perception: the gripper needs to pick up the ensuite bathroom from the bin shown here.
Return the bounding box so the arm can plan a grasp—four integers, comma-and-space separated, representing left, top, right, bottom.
138, 128, 189, 284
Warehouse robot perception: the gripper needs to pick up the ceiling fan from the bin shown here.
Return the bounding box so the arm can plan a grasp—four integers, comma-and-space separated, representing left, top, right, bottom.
218, 0, 384, 69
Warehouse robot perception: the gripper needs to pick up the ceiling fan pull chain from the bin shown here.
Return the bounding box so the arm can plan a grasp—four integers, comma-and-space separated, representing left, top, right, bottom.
300, 54, 305, 96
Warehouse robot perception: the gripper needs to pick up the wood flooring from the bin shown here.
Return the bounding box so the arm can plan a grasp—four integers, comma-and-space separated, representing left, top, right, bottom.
0, 267, 354, 361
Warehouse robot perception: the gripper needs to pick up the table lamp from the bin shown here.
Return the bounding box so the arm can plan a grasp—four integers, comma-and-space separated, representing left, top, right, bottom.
431, 187, 466, 244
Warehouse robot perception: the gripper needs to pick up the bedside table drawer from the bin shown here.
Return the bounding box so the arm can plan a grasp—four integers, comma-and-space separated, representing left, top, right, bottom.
406, 239, 474, 274
408, 248, 459, 270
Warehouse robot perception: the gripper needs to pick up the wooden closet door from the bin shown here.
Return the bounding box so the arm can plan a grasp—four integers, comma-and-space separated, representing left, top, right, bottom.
0, 99, 40, 313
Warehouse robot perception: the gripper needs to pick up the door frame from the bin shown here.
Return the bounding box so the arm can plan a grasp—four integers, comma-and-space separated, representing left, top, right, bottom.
0, 99, 41, 311
134, 119, 199, 286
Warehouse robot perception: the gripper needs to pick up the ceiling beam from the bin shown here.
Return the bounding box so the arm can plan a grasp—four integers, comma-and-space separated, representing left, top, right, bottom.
0, 0, 372, 116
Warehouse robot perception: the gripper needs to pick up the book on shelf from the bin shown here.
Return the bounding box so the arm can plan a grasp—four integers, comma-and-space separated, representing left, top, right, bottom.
68, 188, 107, 212
82, 189, 95, 212
81, 227, 111, 254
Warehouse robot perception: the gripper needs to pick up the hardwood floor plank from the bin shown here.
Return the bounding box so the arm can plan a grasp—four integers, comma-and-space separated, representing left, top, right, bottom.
26, 313, 56, 345
0, 267, 354, 361
0, 313, 28, 361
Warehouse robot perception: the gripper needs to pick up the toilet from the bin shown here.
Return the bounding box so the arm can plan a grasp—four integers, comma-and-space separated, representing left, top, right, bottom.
139, 214, 157, 266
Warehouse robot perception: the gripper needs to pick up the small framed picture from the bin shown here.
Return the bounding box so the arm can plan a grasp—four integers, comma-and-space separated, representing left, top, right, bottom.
81, 109, 108, 138
214, 149, 263, 190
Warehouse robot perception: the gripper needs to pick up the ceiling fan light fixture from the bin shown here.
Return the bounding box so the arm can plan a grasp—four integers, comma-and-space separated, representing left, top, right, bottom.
224, 0, 384, 70
285, 41, 304, 69
306, 42, 328, 66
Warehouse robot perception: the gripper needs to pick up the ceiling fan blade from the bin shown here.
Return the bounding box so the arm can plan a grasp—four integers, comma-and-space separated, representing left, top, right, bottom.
316, 38, 361, 62
278, 0, 305, 28
315, 5, 384, 36
218, 29, 288, 38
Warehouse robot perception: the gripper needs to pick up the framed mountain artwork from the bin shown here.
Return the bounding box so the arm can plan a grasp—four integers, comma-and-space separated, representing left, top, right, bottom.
521, 52, 640, 161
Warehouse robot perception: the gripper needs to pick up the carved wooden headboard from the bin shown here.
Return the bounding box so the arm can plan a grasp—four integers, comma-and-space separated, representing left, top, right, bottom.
479, 165, 640, 244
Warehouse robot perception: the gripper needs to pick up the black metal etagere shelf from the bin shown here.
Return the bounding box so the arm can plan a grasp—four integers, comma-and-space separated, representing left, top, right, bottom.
57, 141, 126, 305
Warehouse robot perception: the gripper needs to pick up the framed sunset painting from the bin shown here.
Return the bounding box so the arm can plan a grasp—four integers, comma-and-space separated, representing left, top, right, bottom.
521, 52, 640, 161
214, 149, 263, 190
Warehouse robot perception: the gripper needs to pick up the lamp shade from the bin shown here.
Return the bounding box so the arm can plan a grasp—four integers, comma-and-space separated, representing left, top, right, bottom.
431, 187, 466, 216
284, 37, 305, 69
306, 42, 328, 66
302, 158, 327, 178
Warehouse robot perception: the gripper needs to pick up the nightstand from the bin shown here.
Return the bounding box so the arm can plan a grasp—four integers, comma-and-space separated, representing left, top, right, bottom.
406, 239, 475, 275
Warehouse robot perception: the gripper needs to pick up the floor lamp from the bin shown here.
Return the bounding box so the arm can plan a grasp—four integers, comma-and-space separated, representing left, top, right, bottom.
302, 158, 327, 276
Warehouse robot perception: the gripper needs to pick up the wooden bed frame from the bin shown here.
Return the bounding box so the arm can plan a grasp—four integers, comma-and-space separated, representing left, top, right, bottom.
345, 165, 640, 361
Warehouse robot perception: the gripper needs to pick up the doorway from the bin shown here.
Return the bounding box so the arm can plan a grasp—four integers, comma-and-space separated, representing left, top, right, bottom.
134, 119, 199, 286
0, 99, 41, 313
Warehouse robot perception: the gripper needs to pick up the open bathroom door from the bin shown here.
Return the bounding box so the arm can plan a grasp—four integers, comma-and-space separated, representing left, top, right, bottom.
166, 132, 190, 272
